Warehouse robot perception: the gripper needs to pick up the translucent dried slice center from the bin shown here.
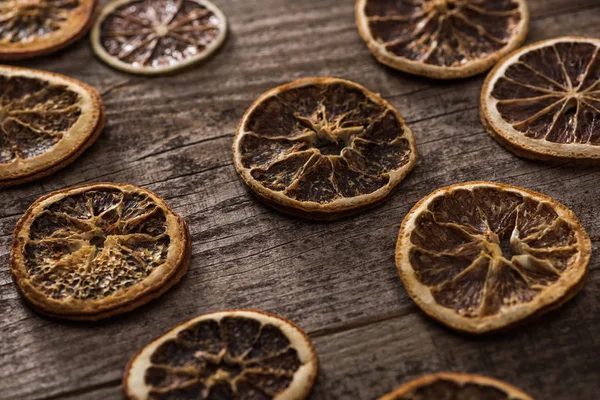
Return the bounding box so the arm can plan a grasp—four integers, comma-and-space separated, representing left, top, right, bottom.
409, 187, 579, 318
0, 0, 80, 43
99, 0, 222, 68
240, 82, 413, 204
491, 41, 600, 144
24, 188, 170, 300
0, 75, 81, 164
145, 316, 304, 399
364, 0, 523, 66
392, 378, 521, 400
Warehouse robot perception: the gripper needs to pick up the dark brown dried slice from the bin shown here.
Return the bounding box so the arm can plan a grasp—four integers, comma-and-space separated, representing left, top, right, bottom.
123, 310, 318, 400
355, 0, 529, 79
10, 183, 190, 320
233, 77, 417, 220
481, 37, 600, 161
0, 66, 105, 187
91, 0, 227, 75
379, 373, 533, 400
396, 182, 590, 334
0, 0, 97, 59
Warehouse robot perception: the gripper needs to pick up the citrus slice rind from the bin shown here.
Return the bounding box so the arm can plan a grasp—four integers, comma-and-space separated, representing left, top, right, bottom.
123, 310, 318, 400
481, 37, 600, 161
0, 0, 97, 60
355, 0, 530, 79
0, 66, 105, 187
10, 183, 191, 320
379, 373, 533, 400
396, 182, 590, 334
233, 77, 417, 220
91, 0, 228, 75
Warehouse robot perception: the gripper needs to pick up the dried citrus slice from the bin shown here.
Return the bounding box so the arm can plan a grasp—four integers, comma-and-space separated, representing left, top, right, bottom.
355, 0, 530, 79
233, 77, 417, 220
0, 66, 105, 187
123, 310, 318, 400
379, 373, 533, 400
481, 37, 600, 161
10, 183, 190, 320
0, 0, 97, 60
91, 0, 227, 75
396, 182, 590, 334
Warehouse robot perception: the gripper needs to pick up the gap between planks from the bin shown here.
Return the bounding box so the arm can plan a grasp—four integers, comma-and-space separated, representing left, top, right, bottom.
42, 378, 122, 400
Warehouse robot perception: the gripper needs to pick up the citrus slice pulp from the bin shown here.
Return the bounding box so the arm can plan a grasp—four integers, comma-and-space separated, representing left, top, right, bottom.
481, 37, 600, 160
0, 0, 97, 59
0, 66, 105, 187
91, 0, 227, 75
123, 310, 318, 400
233, 77, 417, 220
396, 182, 590, 334
379, 373, 533, 400
10, 183, 191, 320
355, 0, 529, 79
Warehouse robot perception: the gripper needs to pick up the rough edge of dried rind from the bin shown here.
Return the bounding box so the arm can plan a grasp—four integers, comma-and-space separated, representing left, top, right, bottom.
9, 182, 191, 321
378, 372, 534, 400
395, 181, 591, 335
123, 309, 319, 400
481, 36, 600, 161
355, 0, 530, 79
90, 0, 228, 75
0, 0, 98, 60
232, 77, 418, 220
0, 66, 106, 187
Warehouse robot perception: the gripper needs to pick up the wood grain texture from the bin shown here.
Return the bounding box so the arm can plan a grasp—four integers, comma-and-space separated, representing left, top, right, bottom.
1, 0, 599, 399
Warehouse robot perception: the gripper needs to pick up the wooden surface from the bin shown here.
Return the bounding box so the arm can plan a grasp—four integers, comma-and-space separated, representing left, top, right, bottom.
1, 0, 600, 399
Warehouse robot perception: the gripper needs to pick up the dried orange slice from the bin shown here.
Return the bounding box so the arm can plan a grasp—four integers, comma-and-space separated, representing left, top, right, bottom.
0, 66, 105, 187
396, 182, 590, 334
379, 373, 533, 400
123, 310, 318, 400
355, 0, 529, 79
233, 77, 417, 220
91, 0, 227, 75
0, 0, 97, 60
481, 37, 600, 161
10, 183, 190, 320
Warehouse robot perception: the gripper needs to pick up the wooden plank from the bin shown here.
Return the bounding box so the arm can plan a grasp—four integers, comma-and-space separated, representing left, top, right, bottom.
311, 273, 600, 400
1, 0, 598, 218
0, 0, 599, 399
28, 272, 600, 400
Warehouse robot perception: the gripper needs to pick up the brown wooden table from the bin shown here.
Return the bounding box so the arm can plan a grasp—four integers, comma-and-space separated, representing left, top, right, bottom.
1, 0, 600, 399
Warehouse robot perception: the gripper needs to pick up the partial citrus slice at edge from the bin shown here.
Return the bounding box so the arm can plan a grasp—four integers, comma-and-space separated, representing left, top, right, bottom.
0, 0, 97, 60
396, 181, 590, 334
0, 66, 105, 187
481, 36, 600, 161
123, 309, 318, 400
379, 373, 533, 400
